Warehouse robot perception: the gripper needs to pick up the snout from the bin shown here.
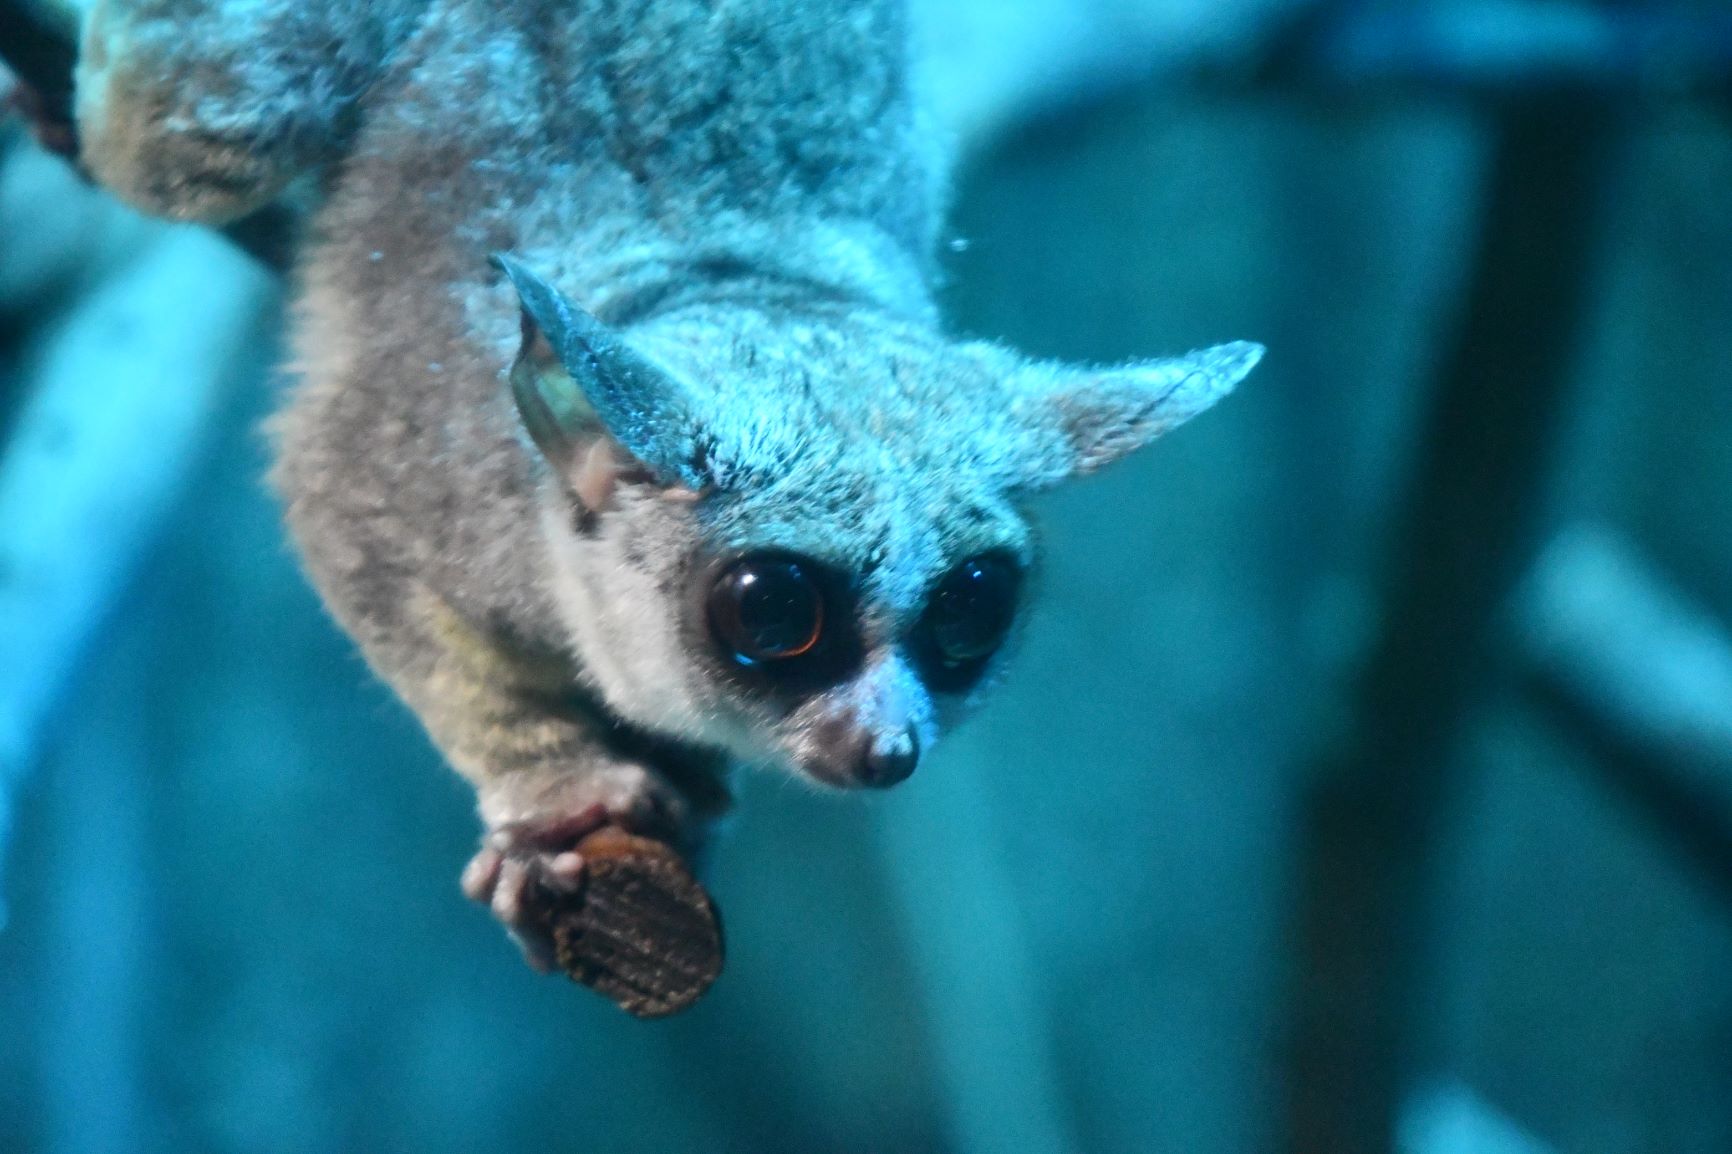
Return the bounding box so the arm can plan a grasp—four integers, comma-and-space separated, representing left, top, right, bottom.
785, 650, 932, 790
859, 724, 920, 788
801, 721, 921, 790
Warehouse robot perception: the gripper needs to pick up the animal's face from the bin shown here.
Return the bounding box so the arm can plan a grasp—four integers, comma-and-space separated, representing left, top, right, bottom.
497, 256, 1261, 788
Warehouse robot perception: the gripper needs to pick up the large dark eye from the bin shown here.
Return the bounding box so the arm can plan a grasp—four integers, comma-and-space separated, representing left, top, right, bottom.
708, 556, 824, 665
923, 554, 1019, 667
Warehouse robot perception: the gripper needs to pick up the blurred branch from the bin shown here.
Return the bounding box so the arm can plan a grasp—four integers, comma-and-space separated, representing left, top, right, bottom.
37, 635, 159, 1154
1258, 0, 1732, 100
915, 0, 1305, 144
1281, 101, 1623, 1154
1401, 1080, 1554, 1154
1517, 525, 1732, 904
0, 0, 77, 120
0, 227, 276, 920
10, 0, 1732, 276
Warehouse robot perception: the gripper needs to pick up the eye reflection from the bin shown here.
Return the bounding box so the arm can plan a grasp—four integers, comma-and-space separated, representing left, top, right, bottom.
922, 554, 1019, 670
708, 555, 824, 665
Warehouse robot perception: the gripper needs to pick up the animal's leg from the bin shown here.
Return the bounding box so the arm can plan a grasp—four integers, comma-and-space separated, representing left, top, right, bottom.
311, 569, 725, 970
74, 0, 428, 221
426, 610, 728, 969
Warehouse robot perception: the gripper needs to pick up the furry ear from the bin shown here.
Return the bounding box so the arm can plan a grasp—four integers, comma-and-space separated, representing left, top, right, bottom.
1010, 341, 1263, 487
494, 254, 710, 496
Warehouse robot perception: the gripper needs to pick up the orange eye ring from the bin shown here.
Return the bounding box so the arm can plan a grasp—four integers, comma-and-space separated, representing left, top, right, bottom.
779, 610, 822, 658
708, 556, 826, 665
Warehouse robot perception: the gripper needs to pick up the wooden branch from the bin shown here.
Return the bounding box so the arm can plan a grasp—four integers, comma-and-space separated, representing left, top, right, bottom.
0, 225, 276, 923
11, 0, 1732, 278
1281, 101, 1623, 1154
1401, 1080, 1555, 1154
0, 0, 76, 120
1265, 1, 1732, 100
536, 826, 724, 1018
1517, 526, 1732, 903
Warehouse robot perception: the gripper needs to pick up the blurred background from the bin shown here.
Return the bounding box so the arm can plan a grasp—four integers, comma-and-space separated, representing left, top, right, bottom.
2, 1, 1730, 1152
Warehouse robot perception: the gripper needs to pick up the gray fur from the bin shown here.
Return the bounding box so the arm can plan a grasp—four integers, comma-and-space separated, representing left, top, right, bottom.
75, 0, 1260, 943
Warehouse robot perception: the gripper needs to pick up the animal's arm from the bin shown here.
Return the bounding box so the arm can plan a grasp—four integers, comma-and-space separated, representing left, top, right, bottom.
339, 579, 728, 968
74, 0, 430, 222
403, 586, 702, 832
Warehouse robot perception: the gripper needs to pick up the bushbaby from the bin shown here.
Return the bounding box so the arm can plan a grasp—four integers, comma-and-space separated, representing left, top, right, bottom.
74, 0, 1262, 970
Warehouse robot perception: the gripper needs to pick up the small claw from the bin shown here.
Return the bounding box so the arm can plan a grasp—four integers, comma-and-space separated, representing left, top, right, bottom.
607, 790, 679, 842
507, 927, 559, 974
491, 858, 561, 973
469, 794, 663, 975
492, 857, 531, 925
546, 851, 586, 893
461, 846, 504, 902
484, 854, 567, 974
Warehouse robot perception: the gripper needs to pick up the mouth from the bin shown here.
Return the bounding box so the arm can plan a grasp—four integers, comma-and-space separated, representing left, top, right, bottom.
797, 759, 871, 791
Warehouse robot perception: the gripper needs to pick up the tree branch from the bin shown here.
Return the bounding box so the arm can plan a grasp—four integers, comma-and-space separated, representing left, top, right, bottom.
1518, 526, 1732, 903
1281, 99, 1624, 1154
0, 0, 76, 121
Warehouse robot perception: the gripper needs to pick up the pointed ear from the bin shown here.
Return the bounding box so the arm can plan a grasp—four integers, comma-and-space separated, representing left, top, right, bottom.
493, 253, 711, 493
1010, 341, 1263, 488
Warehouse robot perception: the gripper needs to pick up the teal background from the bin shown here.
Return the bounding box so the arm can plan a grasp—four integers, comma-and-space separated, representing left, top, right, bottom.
3, 7, 1732, 1152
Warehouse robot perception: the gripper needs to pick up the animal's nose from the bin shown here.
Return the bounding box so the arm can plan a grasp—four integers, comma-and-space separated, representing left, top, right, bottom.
859, 725, 919, 788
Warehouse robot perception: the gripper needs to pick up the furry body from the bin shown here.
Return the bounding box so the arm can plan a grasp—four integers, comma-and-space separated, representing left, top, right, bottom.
75, 0, 1259, 961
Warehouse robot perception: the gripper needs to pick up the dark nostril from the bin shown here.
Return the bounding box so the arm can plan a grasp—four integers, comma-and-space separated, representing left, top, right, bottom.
861, 726, 919, 788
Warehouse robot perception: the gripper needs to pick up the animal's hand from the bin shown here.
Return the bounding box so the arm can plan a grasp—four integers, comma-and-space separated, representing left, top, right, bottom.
462, 802, 611, 973
463, 764, 690, 971
462, 770, 723, 1017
